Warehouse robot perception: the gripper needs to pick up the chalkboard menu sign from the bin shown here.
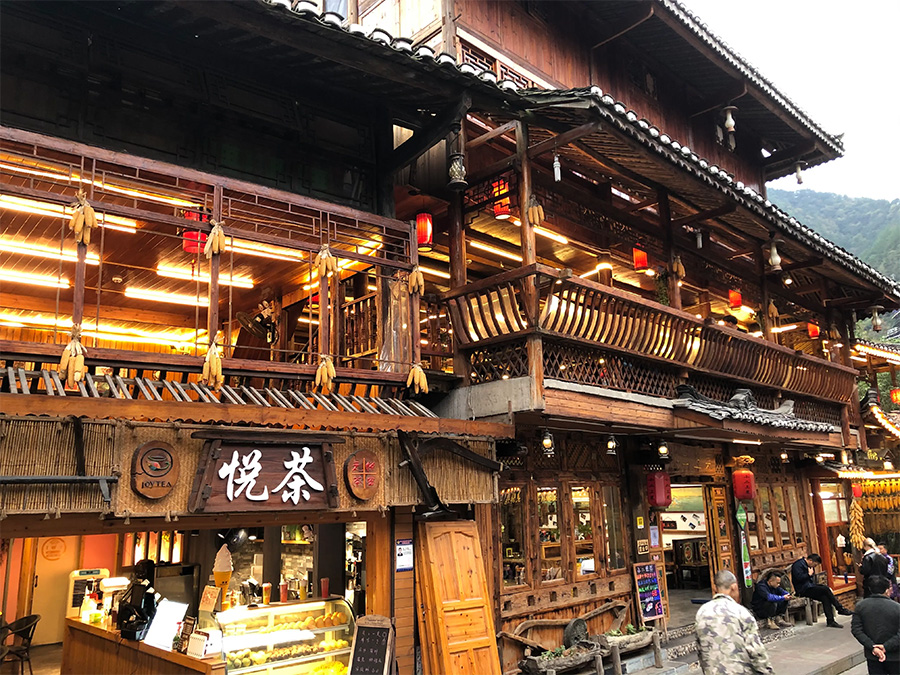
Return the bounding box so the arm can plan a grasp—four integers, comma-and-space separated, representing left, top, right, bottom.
633, 562, 664, 622
349, 614, 394, 675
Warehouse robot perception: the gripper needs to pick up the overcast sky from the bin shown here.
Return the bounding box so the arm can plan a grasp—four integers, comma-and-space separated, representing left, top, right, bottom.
681, 0, 900, 202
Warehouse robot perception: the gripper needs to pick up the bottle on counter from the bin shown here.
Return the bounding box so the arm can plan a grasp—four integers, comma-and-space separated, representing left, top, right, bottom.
80, 580, 94, 622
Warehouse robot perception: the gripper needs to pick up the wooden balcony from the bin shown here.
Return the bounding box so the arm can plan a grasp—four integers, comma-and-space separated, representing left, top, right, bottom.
442, 264, 858, 407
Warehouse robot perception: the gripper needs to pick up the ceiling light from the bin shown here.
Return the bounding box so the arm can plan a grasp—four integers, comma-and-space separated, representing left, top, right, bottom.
541, 429, 555, 457
125, 287, 209, 307
781, 272, 793, 286
419, 265, 451, 279
0, 239, 101, 265
156, 264, 254, 289
780, 451, 790, 464
0, 194, 138, 232
0, 269, 69, 288
534, 227, 567, 244
297, 316, 320, 325
733, 439, 762, 445
645, 268, 657, 277
606, 435, 618, 455
657, 440, 669, 458
469, 240, 523, 262
771, 324, 798, 334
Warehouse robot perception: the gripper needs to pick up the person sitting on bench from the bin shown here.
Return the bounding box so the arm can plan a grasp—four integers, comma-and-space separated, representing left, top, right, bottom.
791, 553, 853, 628
752, 570, 792, 629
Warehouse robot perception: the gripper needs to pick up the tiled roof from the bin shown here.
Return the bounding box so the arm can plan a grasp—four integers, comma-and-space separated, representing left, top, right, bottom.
260, 0, 899, 301
673, 385, 836, 434
658, 1, 843, 156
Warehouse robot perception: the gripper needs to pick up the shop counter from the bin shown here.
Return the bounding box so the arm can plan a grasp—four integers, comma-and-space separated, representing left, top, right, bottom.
61, 618, 226, 675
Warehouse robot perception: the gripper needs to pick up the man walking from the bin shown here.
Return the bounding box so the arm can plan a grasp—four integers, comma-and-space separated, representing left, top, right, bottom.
696, 569, 774, 674
791, 553, 853, 627
851, 575, 900, 674
861, 539, 890, 598
751, 570, 792, 630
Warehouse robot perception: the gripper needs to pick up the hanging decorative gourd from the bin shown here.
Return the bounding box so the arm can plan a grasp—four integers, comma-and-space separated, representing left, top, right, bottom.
647, 470, 672, 508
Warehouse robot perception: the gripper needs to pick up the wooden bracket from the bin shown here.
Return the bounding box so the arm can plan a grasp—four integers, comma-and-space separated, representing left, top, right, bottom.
387, 93, 472, 174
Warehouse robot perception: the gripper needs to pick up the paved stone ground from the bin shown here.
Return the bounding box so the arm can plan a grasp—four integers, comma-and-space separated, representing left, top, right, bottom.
768, 621, 866, 675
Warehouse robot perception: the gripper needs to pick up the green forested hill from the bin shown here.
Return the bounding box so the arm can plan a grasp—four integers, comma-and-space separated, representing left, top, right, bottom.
768, 189, 900, 280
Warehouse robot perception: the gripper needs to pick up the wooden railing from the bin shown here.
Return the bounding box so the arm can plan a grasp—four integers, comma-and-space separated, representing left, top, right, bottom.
442, 264, 858, 403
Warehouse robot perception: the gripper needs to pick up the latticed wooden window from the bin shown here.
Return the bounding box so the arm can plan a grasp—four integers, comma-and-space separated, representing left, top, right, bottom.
460, 41, 497, 73
498, 63, 533, 89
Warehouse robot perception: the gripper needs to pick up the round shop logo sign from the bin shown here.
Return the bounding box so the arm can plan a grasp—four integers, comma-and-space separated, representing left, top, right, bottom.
131, 441, 179, 500
41, 537, 66, 561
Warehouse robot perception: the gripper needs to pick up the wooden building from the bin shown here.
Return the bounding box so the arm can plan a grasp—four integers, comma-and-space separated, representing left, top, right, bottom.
2, 2, 900, 674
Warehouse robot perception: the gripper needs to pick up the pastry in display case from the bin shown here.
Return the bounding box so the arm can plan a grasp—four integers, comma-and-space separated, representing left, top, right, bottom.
216, 596, 354, 674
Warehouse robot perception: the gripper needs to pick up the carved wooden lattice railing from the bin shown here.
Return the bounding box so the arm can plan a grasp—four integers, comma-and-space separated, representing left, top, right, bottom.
442, 264, 858, 403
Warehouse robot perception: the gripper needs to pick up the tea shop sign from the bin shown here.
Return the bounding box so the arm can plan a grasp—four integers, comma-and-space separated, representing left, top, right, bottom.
189, 441, 338, 513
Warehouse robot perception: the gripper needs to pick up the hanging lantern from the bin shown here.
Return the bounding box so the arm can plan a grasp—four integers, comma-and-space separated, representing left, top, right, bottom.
728, 289, 742, 309
722, 106, 738, 133
732, 467, 756, 501
416, 212, 434, 252
852, 484, 863, 499
890, 388, 900, 405
632, 246, 649, 271
767, 240, 782, 271
181, 209, 210, 254
870, 305, 884, 332
647, 471, 672, 508
492, 179, 511, 220
807, 322, 820, 339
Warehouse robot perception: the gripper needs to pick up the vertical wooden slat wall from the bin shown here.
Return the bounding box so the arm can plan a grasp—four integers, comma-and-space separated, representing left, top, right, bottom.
393, 509, 416, 675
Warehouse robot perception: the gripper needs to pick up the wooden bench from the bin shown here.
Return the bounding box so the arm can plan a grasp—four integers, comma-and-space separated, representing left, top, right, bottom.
759, 567, 819, 626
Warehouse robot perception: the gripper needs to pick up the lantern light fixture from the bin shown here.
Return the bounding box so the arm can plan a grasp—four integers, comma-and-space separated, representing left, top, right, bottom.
885, 460, 895, 471
807, 322, 820, 339
492, 179, 511, 220
553, 153, 561, 182
416, 212, 434, 252
632, 246, 649, 271
780, 451, 790, 464
781, 272, 793, 286
447, 152, 468, 191
767, 240, 782, 271
728, 289, 742, 309
606, 435, 618, 455
657, 439, 669, 458
794, 161, 806, 185
722, 106, 738, 133
541, 429, 555, 457
815, 454, 825, 464
870, 305, 884, 332
890, 388, 900, 406
598, 250, 613, 271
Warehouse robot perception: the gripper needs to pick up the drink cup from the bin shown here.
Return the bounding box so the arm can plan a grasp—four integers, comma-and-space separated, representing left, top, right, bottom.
320, 577, 330, 598
262, 582, 272, 605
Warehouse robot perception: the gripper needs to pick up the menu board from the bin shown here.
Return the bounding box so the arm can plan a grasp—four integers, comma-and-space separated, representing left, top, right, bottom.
349, 614, 394, 675
633, 562, 664, 623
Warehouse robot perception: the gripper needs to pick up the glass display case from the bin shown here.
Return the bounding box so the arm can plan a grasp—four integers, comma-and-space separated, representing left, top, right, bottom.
216, 597, 354, 675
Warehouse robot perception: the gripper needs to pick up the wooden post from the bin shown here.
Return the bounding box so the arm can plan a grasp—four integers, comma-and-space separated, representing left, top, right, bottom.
757, 251, 772, 341
72, 242, 87, 329
346, 0, 359, 24
441, 0, 459, 58
448, 192, 469, 380
208, 253, 220, 347
331, 270, 343, 367
658, 190, 681, 310
697, 289, 711, 319
410, 223, 422, 370
318, 265, 331, 362
517, 121, 543, 407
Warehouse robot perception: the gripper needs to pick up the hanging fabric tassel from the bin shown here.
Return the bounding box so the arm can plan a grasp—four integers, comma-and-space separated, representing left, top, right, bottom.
68, 190, 96, 245
406, 362, 428, 395
204, 219, 227, 258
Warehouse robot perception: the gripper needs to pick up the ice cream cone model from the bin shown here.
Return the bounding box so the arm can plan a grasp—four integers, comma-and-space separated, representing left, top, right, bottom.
213, 544, 233, 592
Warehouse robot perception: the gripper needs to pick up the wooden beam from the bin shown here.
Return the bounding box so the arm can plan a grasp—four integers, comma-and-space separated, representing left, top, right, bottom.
0, 293, 198, 328
387, 94, 471, 174
727, 248, 758, 260
591, 1, 654, 49
466, 155, 518, 186
690, 80, 748, 118
624, 197, 658, 213
466, 121, 517, 151
782, 257, 824, 272
671, 203, 736, 228
762, 139, 818, 167
526, 122, 602, 159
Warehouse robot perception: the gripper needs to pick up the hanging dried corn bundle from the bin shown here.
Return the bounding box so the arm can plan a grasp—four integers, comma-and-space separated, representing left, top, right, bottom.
201, 343, 225, 390
767, 299, 780, 324
203, 219, 227, 258
408, 266, 425, 295
315, 354, 336, 394
849, 497, 865, 550
672, 255, 686, 280
406, 362, 428, 395
526, 194, 545, 225
59, 327, 88, 389
314, 245, 339, 278
68, 190, 97, 245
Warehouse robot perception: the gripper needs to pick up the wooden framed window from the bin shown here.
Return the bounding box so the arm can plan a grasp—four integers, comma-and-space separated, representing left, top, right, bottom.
758, 486, 777, 549
601, 485, 627, 572
771, 487, 792, 548
570, 485, 597, 577
537, 486, 564, 583
500, 485, 529, 588
786, 485, 805, 545
744, 495, 761, 551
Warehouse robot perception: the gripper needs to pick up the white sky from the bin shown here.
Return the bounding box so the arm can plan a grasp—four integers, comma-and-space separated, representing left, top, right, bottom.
681, 0, 900, 201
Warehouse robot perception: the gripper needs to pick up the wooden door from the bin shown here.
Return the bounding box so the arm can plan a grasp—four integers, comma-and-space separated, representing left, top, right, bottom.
415, 520, 501, 675
704, 486, 734, 586
31, 536, 80, 645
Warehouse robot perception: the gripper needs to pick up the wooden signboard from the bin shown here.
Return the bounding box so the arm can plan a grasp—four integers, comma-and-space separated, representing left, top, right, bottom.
348, 614, 394, 675
132, 441, 179, 499
633, 562, 665, 624
189, 440, 338, 513
344, 449, 381, 501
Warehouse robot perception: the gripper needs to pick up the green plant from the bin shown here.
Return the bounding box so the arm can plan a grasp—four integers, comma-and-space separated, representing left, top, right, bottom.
625, 623, 638, 635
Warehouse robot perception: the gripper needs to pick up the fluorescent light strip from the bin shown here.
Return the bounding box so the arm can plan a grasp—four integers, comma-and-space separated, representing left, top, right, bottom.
770, 324, 798, 334
512, 219, 569, 245
0, 311, 205, 344
732, 439, 762, 445
156, 264, 254, 289
419, 265, 450, 279
469, 240, 523, 262
125, 287, 209, 307
0, 269, 69, 288
0, 239, 100, 265
297, 316, 320, 325
0, 195, 138, 232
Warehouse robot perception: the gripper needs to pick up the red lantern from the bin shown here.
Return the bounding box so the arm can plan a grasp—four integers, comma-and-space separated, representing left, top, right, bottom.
182, 230, 207, 254
728, 289, 742, 309
632, 246, 649, 272
732, 467, 756, 501
807, 322, 820, 339
890, 388, 900, 406
416, 212, 433, 252
492, 179, 510, 220
647, 471, 672, 508
852, 484, 863, 499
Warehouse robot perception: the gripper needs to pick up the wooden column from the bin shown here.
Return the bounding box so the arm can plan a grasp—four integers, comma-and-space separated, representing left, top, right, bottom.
262, 526, 282, 592
448, 193, 467, 289
697, 289, 711, 319
331, 271, 343, 366
72, 243, 88, 329
441, 0, 459, 58
658, 189, 681, 310
517, 121, 543, 409
209, 187, 223, 350
346, 0, 359, 24
409, 223, 421, 369
318, 265, 331, 361
757, 251, 772, 341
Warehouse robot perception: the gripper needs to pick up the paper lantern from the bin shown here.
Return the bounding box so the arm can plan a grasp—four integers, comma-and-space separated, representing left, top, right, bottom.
807, 322, 820, 339
728, 289, 742, 309
732, 467, 756, 501
890, 388, 900, 406
182, 230, 207, 254
492, 179, 511, 220
852, 484, 863, 499
416, 212, 433, 252
632, 247, 649, 271
647, 471, 672, 508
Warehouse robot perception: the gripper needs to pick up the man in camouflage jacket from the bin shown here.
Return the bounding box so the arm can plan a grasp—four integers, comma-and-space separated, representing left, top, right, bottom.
696, 570, 774, 675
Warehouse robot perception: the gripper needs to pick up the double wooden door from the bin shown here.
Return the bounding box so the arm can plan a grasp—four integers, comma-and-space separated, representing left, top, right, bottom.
704, 485, 735, 585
